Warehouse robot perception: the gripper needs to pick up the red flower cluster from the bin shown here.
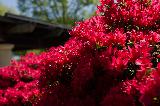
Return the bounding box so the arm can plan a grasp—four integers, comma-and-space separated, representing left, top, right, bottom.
0, 0, 160, 106
97, 0, 160, 28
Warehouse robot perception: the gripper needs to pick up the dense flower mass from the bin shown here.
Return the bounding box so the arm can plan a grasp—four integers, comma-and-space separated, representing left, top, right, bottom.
0, 0, 160, 105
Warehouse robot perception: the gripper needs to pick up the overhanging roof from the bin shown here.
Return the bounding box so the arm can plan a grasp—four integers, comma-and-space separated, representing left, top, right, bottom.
0, 13, 71, 50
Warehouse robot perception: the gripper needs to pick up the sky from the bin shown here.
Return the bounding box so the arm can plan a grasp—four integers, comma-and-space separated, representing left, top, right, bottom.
0, 0, 18, 10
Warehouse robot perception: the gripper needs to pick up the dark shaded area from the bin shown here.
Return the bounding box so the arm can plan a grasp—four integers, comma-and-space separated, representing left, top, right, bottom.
0, 13, 71, 50
0, 76, 17, 89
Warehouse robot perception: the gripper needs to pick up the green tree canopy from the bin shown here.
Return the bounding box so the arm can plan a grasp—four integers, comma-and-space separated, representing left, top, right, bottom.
0, 4, 17, 16
17, 0, 99, 26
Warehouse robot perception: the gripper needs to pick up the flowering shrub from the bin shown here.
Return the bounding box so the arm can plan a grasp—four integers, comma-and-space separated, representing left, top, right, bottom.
0, 0, 160, 105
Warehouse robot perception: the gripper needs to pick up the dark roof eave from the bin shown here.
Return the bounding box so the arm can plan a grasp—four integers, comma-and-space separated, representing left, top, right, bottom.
3, 13, 71, 30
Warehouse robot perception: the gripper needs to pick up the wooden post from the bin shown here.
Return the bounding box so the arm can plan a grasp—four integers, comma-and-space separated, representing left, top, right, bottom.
0, 44, 14, 67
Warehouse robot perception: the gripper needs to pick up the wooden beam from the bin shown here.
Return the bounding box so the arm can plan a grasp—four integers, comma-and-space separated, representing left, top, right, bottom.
7, 24, 36, 34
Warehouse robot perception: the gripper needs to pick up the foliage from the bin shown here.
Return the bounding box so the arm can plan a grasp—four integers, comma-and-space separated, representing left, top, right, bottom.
0, 4, 17, 16
14, 49, 45, 56
0, 0, 160, 106
17, 0, 98, 25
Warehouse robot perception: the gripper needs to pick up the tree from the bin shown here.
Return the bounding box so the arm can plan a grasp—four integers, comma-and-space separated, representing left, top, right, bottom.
17, 0, 98, 25
0, 4, 17, 16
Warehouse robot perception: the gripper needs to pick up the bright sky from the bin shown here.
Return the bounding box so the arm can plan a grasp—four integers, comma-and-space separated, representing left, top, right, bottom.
0, 0, 18, 10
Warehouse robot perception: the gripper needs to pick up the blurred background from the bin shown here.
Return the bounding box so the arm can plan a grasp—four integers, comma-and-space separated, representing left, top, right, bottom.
0, 0, 99, 25
0, 0, 99, 67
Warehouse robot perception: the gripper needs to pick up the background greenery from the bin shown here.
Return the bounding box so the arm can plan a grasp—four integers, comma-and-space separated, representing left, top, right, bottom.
0, 0, 99, 55
0, 4, 17, 16
17, 0, 99, 26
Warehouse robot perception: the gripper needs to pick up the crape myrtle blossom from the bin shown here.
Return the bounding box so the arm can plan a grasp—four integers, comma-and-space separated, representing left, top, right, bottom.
0, 0, 160, 105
